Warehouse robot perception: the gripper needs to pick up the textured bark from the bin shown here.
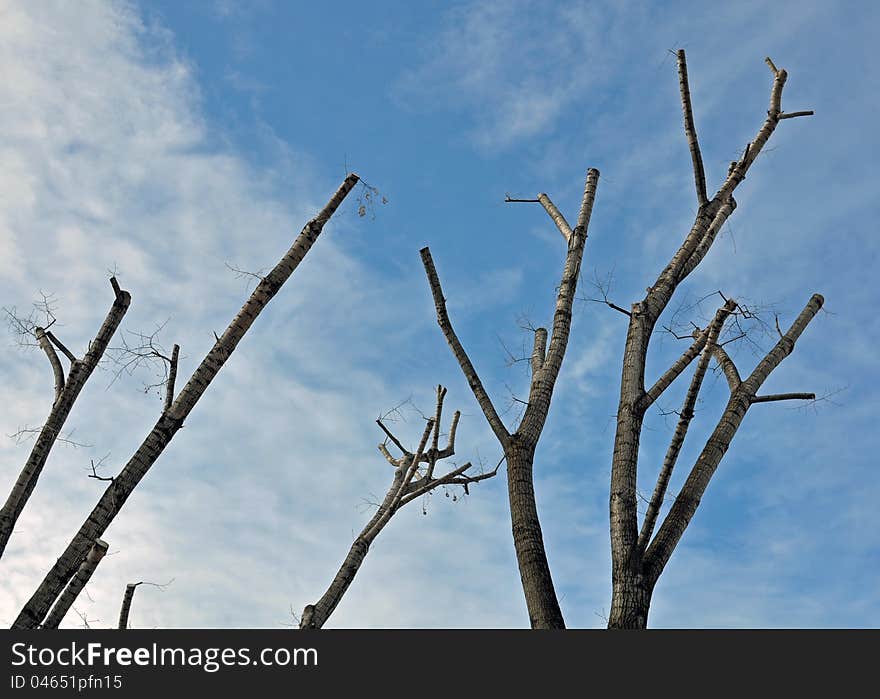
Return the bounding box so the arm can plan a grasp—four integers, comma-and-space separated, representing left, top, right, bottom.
637, 301, 736, 555
506, 439, 564, 629
41, 539, 108, 629
643, 298, 823, 582
13, 174, 359, 629
677, 49, 708, 208
608, 573, 653, 630
301, 473, 401, 629
422, 169, 599, 628
607, 54, 818, 628
118, 583, 138, 629
0, 281, 130, 559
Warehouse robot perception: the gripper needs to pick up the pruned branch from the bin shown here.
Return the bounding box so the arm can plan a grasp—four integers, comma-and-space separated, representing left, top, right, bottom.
45, 331, 77, 363
536, 193, 573, 242
35, 328, 65, 401
677, 49, 708, 208
420, 247, 510, 446
711, 344, 742, 391
301, 389, 498, 629
778, 110, 814, 120
164, 344, 180, 413
521, 169, 599, 440
751, 392, 815, 404
376, 417, 409, 456
41, 539, 109, 629
641, 298, 738, 411
117, 578, 173, 629
743, 294, 824, 390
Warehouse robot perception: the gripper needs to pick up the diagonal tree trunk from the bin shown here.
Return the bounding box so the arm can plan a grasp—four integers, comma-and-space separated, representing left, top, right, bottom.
421, 169, 599, 628
0, 281, 130, 559
41, 539, 109, 629
12, 174, 360, 629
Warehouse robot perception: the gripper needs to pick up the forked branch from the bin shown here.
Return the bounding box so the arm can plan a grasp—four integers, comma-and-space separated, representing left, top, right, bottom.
643, 294, 823, 583
420, 248, 510, 446
300, 388, 497, 629
0, 278, 131, 560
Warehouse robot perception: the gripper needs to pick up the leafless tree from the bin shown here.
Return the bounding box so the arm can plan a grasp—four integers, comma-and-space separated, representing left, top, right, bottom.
599, 52, 821, 628
0, 280, 130, 558
602, 52, 820, 627
300, 385, 498, 629
422, 51, 821, 629
421, 169, 599, 628
12, 174, 360, 628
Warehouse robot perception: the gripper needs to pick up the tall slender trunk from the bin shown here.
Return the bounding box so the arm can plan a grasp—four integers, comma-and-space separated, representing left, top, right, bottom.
420, 169, 599, 629
506, 438, 564, 629
605, 54, 817, 627
13, 174, 359, 629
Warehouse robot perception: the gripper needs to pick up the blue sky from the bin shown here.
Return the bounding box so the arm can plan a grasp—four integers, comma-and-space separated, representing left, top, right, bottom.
0, 0, 877, 628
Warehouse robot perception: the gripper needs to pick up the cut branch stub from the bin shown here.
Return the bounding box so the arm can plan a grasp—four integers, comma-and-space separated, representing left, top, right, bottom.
420, 247, 510, 446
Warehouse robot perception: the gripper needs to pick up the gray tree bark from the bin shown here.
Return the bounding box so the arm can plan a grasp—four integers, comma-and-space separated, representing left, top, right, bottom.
606, 53, 818, 628
12, 174, 360, 629
421, 169, 599, 628
300, 387, 497, 629
41, 539, 108, 629
117, 583, 138, 629
0, 281, 130, 559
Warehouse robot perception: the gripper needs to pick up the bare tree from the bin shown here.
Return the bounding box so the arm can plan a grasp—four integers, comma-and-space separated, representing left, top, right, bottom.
602, 52, 820, 628
420, 51, 820, 630
12, 174, 360, 628
420, 169, 599, 628
0, 280, 130, 557
300, 386, 497, 629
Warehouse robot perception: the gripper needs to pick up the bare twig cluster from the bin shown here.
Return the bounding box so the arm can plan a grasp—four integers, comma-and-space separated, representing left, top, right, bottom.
300, 386, 498, 629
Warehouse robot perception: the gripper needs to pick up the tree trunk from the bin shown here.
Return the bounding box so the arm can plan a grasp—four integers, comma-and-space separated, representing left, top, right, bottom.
300, 538, 370, 630
608, 571, 653, 629
13, 174, 359, 629
506, 439, 565, 629
41, 539, 109, 629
